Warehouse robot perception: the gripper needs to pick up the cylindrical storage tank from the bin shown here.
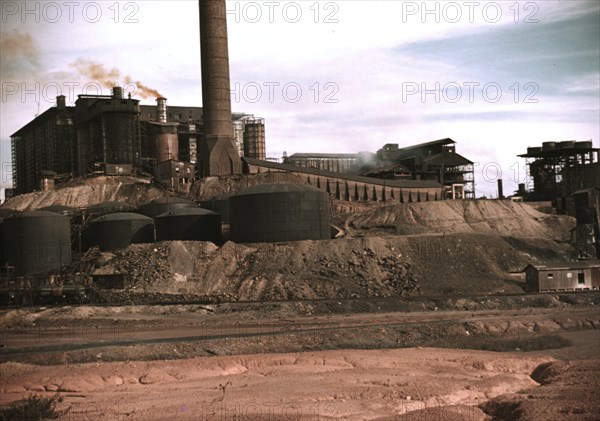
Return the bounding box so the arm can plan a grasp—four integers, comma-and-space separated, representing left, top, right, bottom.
0, 209, 17, 218
2, 211, 72, 276
576, 141, 593, 150
41, 205, 80, 216
0, 217, 4, 268
155, 208, 222, 243
85, 213, 155, 251
229, 182, 331, 243
152, 123, 179, 163
200, 197, 230, 224
138, 197, 198, 218
559, 141, 575, 149
88, 201, 134, 214
542, 142, 556, 151
0, 209, 18, 268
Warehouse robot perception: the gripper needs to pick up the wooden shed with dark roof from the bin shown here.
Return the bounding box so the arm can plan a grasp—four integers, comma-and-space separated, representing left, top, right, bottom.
524, 261, 600, 292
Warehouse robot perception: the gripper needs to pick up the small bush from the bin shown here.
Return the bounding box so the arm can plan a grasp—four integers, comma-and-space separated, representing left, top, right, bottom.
0, 394, 66, 421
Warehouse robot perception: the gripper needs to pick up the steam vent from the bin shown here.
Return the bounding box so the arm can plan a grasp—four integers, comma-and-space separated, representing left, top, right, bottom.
198, 0, 242, 176
229, 182, 331, 243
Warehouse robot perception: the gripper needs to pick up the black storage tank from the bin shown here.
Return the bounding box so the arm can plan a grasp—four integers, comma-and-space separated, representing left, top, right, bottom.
200, 197, 230, 223
155, 208, 222, 243
229, 182, 331, 243
0, 209, 18, 268
41, 205, 80, 216
0, 217, 4, 268
2, 211, 72, 275
86, 213, 155, 251
88, 201, 134, 214
138, 197, 198, 218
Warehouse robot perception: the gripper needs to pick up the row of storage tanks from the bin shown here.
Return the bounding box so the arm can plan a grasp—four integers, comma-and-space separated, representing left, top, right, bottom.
0, 183, 330, 276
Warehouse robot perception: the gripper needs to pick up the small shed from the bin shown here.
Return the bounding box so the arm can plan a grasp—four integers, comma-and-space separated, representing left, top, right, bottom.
524, 261, 600, 292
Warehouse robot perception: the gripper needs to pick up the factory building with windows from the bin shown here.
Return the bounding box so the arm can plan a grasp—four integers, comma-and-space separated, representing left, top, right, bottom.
10, 89, 266, 195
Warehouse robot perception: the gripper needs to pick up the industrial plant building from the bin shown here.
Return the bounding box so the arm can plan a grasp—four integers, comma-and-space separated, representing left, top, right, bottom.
283, 138, 475, 199
10, 90, 266, 195
519, 141, 599, 205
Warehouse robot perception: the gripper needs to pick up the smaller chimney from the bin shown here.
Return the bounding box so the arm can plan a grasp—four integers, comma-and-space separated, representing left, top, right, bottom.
156, 97, 167, 123
56, 95, 66, 109
112, 86, 123, 99
497, 179, 504, 200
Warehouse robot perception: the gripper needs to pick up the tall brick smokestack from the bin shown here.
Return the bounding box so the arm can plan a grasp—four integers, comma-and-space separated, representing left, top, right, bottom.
199, 0, 242, 176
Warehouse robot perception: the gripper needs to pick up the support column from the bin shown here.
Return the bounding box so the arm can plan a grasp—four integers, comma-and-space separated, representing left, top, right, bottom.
199, 0, 242, 176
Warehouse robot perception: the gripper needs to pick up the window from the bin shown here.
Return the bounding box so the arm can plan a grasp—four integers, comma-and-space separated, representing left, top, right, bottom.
578, 273, 585, 285
547, 273, 553, 279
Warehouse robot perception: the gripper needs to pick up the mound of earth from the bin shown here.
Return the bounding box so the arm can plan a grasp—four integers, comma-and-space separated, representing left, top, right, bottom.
1, 177, 167, 211
482, 358, 600, 420
94, 231, 569, 301
346, 200, 573, 241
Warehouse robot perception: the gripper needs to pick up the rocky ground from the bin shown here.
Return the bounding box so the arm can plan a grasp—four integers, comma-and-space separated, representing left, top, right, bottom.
87, 199, 574, 302
2, 177, 596, 420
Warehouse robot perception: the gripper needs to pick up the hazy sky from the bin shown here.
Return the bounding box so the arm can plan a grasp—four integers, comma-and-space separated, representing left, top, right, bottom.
1, 0, 598, 201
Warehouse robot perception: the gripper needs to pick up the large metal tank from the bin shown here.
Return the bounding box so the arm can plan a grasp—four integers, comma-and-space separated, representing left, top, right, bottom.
200, 197, 230, 223
229, 182, 331, 243
576, 141, 593, 150
0, 217, 4, 268
559, 141, 575, 149
527, 147, 542, 155
88, 201, 134, 214
138, 197, 198, 218
2, 211, 72, 275
41, 205, 80, 216
155, 208, 221, 243
85, 213, 155, 251
0, 209, 18, 268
